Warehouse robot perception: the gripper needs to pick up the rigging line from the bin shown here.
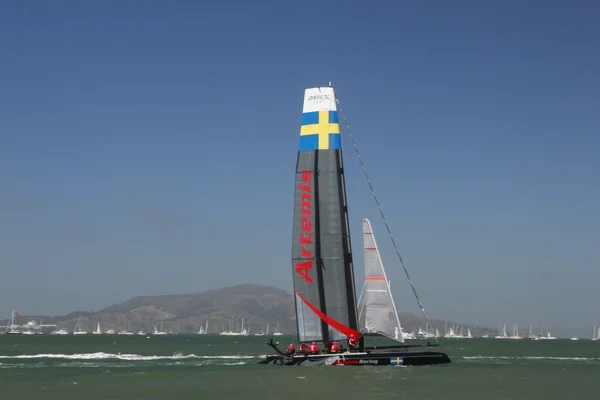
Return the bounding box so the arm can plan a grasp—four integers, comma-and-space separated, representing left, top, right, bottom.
335, 97, 438, 344
341, 127, 366, 210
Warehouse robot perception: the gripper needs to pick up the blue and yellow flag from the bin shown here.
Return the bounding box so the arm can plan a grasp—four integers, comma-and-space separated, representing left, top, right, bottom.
299, 110, 340, 151
390, 357, 404, 365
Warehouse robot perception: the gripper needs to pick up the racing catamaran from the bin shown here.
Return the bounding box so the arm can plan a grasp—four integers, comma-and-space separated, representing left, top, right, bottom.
259, 85, 450, 366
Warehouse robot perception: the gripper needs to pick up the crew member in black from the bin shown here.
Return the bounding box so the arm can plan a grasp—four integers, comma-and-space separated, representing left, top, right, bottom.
348, 333, 358, 352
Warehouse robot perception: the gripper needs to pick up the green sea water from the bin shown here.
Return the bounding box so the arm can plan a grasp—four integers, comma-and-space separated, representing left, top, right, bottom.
1, 335, 598, 399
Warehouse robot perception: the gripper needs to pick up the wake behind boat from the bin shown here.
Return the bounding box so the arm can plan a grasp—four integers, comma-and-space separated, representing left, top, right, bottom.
259, 85, 450, 367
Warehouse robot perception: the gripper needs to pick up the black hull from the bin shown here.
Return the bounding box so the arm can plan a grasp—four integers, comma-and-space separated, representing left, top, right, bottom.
259, 350, 451, 366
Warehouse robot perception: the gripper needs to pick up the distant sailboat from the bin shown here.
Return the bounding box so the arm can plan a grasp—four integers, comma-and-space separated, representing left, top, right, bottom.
198, 321, 208, 335
117, 323, 134, 335
37, 319, 45, 335
238, 318, 249, 336
153, 319, 167, 335
254, 323, 267, 336
494, 324, 508, 339
416, 322, 435, 339
4, 310, 23, 335
73, 314, 88, 335
527, 324, 538, 340
272, 322, 283, 336
538, 324, 557, 340
507, 324, 523, 340
92, 321, 103, 335
591, 326, 599, 341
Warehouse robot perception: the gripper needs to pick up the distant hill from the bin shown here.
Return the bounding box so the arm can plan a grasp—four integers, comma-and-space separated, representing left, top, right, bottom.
1, 284, 495, 336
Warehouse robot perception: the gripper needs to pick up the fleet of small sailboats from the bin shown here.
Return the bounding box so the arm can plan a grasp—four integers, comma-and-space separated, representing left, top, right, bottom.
444, 325, 473, 339
1, 309, 286, 336
2, 309, 600, 340
219, 317, 249, 336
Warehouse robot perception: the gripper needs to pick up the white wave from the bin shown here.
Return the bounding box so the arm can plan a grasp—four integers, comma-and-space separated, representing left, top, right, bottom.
0, 352, 259, 361
464, 355, 599, 361
0, 360, 250, 369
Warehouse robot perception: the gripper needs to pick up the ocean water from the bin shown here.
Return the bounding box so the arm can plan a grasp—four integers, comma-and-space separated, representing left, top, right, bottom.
1, 335, 599, 399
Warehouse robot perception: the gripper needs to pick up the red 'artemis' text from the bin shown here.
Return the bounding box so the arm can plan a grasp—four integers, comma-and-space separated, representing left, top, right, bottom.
296, 169, 313, 283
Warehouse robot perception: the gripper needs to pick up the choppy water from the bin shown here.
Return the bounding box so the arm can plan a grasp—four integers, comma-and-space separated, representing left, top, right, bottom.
1, 335, 599, 399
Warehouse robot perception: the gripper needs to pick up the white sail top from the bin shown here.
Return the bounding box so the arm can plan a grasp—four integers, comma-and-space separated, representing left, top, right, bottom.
360, 218, 404, 343
302, 87, 337, 113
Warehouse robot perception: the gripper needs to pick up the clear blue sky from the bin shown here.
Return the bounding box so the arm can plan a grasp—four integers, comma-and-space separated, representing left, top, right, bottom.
1, 0, 598, 336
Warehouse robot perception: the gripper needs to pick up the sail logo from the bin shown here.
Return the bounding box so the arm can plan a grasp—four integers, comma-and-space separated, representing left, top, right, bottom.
296, 169, 313, 284
307, 94, 329, 104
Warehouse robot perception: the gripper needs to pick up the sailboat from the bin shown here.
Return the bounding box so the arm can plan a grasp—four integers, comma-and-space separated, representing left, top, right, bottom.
153, 319, 167, 335
507, 324, 523, 340
538, 324, 557, 340
4, 310, 23, 335
260, 85, 450, 366
198, 321, 208, 335
92, 321, 103, 335
117, 322, 134, 335
254, 323, 270, 336
591, 326, 599, 341
237, 318, 249, 336
73, 314, 88, 335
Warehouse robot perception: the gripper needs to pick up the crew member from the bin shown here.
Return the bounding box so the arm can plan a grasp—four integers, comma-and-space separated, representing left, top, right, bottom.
309, 341, 319, 354
299, 343, 309, 354
348, 333, 359, 351
330, 341, 339, 353
286, 343, 295, 356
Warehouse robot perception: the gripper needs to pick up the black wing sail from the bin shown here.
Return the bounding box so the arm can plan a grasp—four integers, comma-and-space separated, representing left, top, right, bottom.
291, 86, 359, 343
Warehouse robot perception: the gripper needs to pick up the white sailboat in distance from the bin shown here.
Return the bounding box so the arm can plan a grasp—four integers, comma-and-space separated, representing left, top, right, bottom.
73, 314, 88, 335
272, 322, 283, 336
198, 321, 208, 335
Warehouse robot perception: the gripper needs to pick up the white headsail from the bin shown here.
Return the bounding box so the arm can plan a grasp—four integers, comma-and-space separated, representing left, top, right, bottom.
359, 218, 404, 343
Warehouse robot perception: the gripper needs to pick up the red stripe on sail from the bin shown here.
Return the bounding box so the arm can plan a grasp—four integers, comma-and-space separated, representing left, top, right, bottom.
295, 290, 360, 339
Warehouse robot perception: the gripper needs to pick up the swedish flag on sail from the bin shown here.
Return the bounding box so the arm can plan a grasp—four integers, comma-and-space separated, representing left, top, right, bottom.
298, 110, 341, 151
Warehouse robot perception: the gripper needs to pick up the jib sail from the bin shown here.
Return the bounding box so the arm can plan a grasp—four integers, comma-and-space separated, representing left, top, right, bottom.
291, 86, 359, 343
361, 218, 404, 342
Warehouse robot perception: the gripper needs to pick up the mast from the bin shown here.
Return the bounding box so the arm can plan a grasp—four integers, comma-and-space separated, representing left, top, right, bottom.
291, 86, 360, 343
8, 310, 15, 333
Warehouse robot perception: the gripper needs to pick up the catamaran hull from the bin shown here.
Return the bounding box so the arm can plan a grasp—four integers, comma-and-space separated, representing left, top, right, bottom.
259, 351, 451, 366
